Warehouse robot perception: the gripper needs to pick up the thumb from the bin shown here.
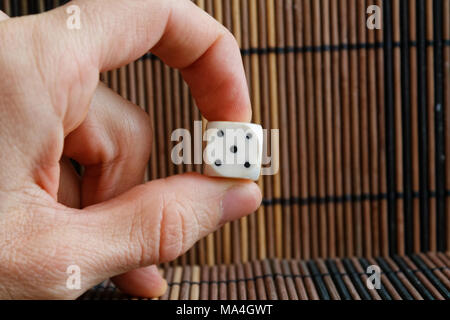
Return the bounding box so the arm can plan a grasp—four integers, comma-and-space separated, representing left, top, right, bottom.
73, 173, 261, 279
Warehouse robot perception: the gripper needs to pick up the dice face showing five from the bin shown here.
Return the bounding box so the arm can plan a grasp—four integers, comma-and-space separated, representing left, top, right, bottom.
204, 122, 263, 181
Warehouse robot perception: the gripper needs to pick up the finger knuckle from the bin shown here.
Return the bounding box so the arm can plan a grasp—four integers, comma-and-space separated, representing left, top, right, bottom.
121, 106, 152, 158
158, 200, 184, 263
158, 197, 198, 263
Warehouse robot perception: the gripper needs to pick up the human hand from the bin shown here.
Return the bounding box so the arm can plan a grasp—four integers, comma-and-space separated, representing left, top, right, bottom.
0, 0, 261, 299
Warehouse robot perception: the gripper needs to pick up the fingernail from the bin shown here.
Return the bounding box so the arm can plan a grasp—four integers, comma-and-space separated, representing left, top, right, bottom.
220, 182, 261, 225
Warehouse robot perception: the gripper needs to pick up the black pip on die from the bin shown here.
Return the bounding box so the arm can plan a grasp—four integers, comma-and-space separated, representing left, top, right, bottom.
204, 122, 263, 181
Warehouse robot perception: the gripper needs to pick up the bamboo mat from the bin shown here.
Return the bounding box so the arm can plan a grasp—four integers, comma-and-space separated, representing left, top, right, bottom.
78, 252, 450, 300
1, 0, 449, 266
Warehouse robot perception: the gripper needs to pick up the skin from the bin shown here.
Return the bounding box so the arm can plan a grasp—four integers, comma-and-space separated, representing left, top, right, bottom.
0, 0, 261, 299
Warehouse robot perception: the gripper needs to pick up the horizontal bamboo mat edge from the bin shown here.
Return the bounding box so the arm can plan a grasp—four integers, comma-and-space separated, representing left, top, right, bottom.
79, 252, 450, 300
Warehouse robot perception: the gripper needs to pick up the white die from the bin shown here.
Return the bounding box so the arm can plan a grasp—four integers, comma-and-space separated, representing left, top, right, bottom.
204, 121, 263, 181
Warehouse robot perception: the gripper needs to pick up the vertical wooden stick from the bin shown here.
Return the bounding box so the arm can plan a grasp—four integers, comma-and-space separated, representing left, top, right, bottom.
321, 0, 336, 258
408, 0, 421, 254
3, 0, 11, 15
426, 0, 437, 253
153, 59, 168, 179
392, 0, 405, 256
443, 0, 450, 252
303, 0, 320, 259
330, 0, 344, 257
274, 0, 292, 259
20, 0, 28, 15
339, 0, 355, 256
348, 0, 363, 257
375, 0, 389, 257
358, 0, 373, 257
266, 0, 282, 259
257, 0, 275, 259
367, 0, 381, 257
163, 64, 175, 178
294, 0, 311, 259
127, 62, 137, 105
311, 0, 328, 258
144, 58, 159, 181
285, 0, 302, 259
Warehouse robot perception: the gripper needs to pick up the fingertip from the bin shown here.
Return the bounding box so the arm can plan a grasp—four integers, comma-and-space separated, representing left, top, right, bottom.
244, 181, 263, 209
112, 266, 167, 298
220, 181, 262, 225
156, 278, 169, 298
0, 10, 9, 21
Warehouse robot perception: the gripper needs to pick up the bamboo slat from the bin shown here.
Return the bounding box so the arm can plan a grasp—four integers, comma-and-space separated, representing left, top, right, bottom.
1, 1, 449, 295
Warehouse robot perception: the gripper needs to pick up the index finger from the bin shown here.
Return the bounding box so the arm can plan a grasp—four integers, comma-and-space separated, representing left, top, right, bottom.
38, 0, 252, 122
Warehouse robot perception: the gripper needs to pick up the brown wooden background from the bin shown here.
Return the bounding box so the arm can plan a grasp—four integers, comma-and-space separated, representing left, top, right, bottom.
1, 0, 449, 268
